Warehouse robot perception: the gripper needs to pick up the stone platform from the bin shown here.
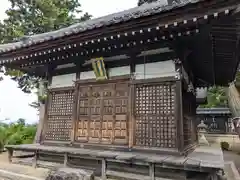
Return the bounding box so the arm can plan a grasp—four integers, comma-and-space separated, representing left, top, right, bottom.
5, 144, 225, 180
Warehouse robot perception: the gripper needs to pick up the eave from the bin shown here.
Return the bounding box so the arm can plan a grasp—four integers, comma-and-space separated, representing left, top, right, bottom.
0, 0, 237, 59
196, 107, 231, 115
0, 0, 200, 55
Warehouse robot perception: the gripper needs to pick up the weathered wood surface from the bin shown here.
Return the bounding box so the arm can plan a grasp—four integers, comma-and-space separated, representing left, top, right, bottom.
44, 88, 74, 142
75, 81, 129, 145
34, 104, 45, 144
5, 144, 224, 172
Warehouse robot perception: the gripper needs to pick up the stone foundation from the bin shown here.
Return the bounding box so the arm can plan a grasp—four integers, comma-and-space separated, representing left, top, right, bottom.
46, 168, 94, 180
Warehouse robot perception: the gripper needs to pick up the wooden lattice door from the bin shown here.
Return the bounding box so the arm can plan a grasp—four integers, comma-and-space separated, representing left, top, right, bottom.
134, 82, 176, 148
44, 88, 74, 142
76, 80, 129, 145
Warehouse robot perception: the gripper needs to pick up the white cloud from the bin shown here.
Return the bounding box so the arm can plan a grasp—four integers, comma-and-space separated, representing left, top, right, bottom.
0, 0, 138, 123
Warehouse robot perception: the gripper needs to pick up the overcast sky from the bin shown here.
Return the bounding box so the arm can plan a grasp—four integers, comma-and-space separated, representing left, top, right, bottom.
0, 0, 138, 123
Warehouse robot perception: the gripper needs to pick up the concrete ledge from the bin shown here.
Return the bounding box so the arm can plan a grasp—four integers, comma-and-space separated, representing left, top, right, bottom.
225, 161, 240, 180
5, 144, 225, 171
205, 134, 240, 151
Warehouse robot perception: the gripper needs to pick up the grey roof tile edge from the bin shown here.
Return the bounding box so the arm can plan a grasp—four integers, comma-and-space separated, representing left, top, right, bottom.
196, 107, 231, 115
0, 0, 200, 53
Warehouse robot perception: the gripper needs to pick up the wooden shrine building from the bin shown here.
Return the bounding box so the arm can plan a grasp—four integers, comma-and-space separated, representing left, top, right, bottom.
1, 0, 240, 180
196, 107, 234, 134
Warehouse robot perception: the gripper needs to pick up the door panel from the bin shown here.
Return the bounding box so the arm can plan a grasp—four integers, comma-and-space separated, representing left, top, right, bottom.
75, 80, 129, 145
76, 116, 88, 141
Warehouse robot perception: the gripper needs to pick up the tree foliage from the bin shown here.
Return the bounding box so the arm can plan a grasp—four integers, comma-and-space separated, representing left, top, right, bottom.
200, 72, 240, 108
0, 0, 91, 43
200, 86, 228, 108
0, 0, 91, 94
0, 119, 37, 151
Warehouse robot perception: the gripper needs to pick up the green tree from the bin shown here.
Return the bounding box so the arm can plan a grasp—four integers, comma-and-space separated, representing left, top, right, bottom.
0, 0, 91, 97
0, 118, 37, 148
200, 86, 228, 108
1, 0, 91, 43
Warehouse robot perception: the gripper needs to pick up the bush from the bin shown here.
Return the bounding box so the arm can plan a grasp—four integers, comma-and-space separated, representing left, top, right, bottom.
0, 119, 37, 150
221, 141, 230, 151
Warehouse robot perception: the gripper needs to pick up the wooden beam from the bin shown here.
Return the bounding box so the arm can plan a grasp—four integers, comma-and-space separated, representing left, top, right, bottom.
1, 0, 237, 58
17, 37, 173, 68
52, 52, 176, 76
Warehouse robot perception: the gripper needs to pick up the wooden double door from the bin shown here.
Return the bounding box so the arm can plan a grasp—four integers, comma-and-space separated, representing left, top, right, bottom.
75, 80, 129, 145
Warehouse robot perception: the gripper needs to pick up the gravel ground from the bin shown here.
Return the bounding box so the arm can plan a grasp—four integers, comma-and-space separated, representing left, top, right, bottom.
224, 151, 240, 173
0, 152, 50, 180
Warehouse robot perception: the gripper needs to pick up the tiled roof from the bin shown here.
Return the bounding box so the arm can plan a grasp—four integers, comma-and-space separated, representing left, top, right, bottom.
0, 0, 199, 53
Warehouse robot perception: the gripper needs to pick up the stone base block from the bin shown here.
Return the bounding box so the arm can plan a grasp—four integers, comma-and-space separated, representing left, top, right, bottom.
46, 167, 94, 180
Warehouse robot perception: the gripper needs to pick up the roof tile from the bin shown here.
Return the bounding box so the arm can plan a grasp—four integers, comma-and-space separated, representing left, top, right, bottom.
0, 0, 198, 53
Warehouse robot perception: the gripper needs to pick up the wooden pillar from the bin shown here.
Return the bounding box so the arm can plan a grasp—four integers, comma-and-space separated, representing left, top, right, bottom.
70, 85, 79, 144
64, 153, 68, 167
176, 80, 184, 152
129, 83, 135, 149
40, 93, 51, 143
129, 55, 136, 149
149, 163, 155, 180
7, 148, 13, 163
174, 59, 184, 152
32, 151, 38, 168
111, 84, 116, 144
34, 103, 45, 143
39, 65, 54, 144
70, 62, 81, 144
102, 159, 107, 180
